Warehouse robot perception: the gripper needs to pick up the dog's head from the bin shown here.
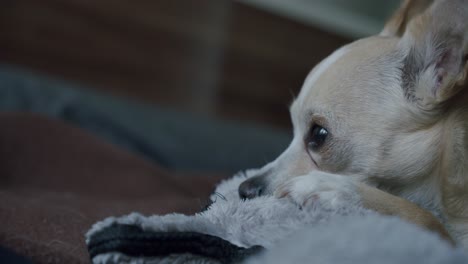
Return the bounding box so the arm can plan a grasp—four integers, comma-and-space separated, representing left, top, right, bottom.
239, 0, 468, 200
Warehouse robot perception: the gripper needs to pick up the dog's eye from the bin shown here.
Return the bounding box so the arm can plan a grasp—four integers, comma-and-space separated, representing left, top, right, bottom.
307, 125, 328, 150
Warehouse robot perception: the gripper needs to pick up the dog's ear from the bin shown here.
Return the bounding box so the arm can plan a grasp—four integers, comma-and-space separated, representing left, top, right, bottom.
399, 0, 468, 108
380, 0, 433, 37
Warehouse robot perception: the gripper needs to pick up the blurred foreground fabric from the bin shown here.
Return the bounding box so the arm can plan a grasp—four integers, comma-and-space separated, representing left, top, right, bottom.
0, 112, 225, 263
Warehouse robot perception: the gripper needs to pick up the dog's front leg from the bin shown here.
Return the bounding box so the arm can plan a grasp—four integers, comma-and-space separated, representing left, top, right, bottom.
275, 172, 454, 245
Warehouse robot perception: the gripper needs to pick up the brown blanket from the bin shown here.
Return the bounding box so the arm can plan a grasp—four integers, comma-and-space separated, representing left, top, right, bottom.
0, 113, 226, 264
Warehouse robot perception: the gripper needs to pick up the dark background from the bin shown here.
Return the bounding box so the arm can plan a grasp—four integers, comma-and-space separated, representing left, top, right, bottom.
0, 0, 360, 130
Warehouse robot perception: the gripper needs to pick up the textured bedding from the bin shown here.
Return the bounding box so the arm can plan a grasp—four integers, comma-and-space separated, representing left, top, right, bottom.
87, 170, 467, 264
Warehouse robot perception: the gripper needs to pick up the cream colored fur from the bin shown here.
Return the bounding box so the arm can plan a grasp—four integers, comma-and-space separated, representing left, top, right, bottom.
239, 0, 468, 249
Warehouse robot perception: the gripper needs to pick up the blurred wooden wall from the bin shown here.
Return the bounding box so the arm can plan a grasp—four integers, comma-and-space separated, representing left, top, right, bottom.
0, 0, 351, 129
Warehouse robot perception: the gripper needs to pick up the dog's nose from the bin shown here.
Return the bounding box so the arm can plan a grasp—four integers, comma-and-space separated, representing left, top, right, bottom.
239, 176, 265, 200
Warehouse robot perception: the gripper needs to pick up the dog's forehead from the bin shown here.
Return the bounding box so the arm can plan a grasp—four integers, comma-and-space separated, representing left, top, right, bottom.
292, 36, 400, 120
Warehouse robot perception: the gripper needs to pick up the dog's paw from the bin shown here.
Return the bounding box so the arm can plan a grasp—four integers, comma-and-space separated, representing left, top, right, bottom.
274, 172, 361, 210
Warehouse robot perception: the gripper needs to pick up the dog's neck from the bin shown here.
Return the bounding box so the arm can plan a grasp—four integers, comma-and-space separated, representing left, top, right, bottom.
372, 83, 468, 223
439, 85, 468, 214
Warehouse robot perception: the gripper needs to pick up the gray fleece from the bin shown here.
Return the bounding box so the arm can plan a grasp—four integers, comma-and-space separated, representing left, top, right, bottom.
86, 169, 467, 264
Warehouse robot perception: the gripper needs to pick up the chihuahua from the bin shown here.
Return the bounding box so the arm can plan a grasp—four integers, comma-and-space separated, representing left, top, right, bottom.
239, 0, 467, 248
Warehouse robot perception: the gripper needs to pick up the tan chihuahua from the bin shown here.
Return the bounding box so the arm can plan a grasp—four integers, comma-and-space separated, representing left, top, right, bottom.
239, 0, 467, 248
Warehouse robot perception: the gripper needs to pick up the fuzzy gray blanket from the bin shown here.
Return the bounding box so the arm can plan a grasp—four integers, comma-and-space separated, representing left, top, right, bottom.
86, 170, 467, 264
